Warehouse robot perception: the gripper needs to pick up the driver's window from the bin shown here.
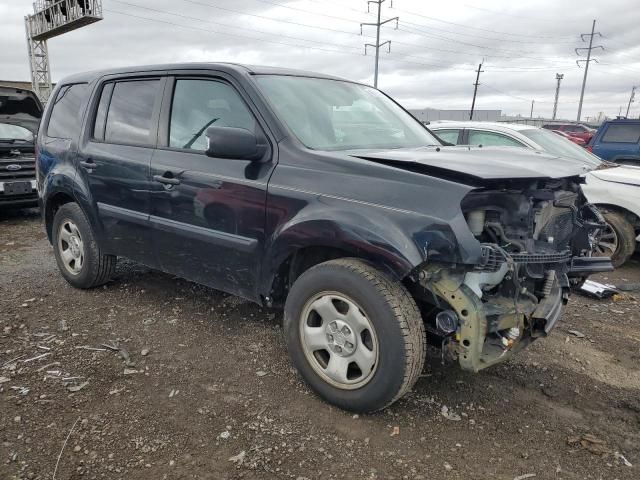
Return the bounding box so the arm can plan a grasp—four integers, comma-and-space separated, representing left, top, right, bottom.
468, 130, 525, 147
169, 79, 256, 151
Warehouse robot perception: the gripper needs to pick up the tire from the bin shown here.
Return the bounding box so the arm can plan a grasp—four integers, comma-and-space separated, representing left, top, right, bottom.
52, 202, 116, 288
284, 258, 426, 412
593, 211, 636, 268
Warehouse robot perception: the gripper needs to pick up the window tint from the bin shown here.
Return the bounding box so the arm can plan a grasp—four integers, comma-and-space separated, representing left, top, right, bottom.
47, 83, 89, 139
468, 130, 525, 147
169, 79, 256, 151
105, 80, 160, 146
434, 129, 460, 144
93, 83, 113, 140
601, 124, 640, 143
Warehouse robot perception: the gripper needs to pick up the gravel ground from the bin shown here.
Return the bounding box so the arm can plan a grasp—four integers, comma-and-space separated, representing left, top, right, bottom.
1, 208, 639, 480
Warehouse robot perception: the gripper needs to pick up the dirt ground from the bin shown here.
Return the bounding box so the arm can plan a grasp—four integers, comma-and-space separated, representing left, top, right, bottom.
1, 208, 638, 480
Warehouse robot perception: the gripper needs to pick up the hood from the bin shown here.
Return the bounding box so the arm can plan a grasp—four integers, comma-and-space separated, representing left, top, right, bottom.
590, 164, 640, 187
350, 146, 591, 183
0, 86, 43, 135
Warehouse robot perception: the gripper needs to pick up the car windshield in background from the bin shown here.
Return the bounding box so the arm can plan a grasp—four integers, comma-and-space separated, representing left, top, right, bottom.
520, 128, 602, 167
0, 122, 33, 142
255, 75, 440, 151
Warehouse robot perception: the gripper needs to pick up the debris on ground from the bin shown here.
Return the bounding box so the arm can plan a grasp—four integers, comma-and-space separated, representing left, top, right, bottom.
578, 280, 619, 299
390, 426, 400, 436
441, 405, 461, 421
568, 330, 585, 338
567, 434, 611, 455
614, 452, 633, 467
228, 450, 246, 466
513, 474, 536, 480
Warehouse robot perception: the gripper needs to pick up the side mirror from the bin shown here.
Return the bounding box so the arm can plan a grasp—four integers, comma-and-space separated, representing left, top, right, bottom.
205, 126, 268, 161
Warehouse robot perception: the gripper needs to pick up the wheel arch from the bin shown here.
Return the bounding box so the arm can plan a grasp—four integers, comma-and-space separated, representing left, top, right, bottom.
594, 203, 640, 230
259, 210, 460, 306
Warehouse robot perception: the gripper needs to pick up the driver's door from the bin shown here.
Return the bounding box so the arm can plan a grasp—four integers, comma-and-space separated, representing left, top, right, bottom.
150, 75, 275, 300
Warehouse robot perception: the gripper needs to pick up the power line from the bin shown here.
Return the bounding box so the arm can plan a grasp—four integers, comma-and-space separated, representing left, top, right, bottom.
360, 0, 398, 88
576, 19, 604, 121
391, 4, 579, 39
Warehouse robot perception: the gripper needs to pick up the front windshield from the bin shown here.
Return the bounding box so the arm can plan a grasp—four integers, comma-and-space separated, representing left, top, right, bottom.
0, 123, 33, 142
255, 75, 440, 151
520, 128, 601, 167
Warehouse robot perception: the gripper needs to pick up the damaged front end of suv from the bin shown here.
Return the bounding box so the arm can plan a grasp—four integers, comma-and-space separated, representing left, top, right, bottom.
416, 175, 610, 372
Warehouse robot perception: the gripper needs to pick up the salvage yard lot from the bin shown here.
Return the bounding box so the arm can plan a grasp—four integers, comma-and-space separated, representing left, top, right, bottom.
1, 209, 639, 480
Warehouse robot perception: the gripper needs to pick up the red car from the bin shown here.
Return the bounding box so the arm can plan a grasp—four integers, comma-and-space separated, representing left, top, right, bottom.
551, 129, 587, 146
543, 123, 594, 143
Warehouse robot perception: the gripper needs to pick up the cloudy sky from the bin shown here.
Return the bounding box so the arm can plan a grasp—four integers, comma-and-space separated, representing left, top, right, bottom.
1, 0, 639, 120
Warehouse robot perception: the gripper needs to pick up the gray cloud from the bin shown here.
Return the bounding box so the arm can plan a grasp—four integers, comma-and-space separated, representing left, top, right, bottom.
1, 0, 638, 120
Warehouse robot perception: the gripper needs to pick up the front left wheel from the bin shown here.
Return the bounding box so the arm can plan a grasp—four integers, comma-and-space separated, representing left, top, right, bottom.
284, 258, 426, 412
52, 203, 116, 288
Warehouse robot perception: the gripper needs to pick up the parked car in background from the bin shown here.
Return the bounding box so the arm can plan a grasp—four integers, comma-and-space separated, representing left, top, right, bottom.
588, 119, 640, 166
542, 122, 594, 143
429, 121, 640, 267
552, 129, 586, 147
37, 63, 608, 412
0, 86, 42, 209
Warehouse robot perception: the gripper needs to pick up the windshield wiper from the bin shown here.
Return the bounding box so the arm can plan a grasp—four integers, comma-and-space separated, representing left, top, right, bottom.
183, 118, 219, 149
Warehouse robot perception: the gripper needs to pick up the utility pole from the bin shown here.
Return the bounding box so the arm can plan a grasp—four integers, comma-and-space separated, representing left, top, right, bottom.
361, 0, 398, 88
575, 19, 603, 122
626, 86, 636, 118
469, 61, 484, 120
530, 99, 535, 119
552, 73, 564, 120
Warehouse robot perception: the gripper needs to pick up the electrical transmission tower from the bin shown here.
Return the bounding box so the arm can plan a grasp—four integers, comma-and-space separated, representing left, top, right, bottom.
552, 73, 564, 120
360, 0, 398, 88
24, 1, 103, 102
626, 86, 636, 118
469, 61, 484, 120
575, 19, 603, 122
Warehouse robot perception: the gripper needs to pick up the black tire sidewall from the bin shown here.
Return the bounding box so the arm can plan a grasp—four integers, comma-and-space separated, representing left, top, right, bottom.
601, 211, 635, 268
284, 262, 411, 412
52, 203, 103, 288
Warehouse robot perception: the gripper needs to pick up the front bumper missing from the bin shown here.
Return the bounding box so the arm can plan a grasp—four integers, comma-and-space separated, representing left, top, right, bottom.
422, 267, 564, 372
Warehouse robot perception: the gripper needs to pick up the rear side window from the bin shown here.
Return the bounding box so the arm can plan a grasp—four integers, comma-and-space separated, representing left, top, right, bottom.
468, 130, 525, 147
601, 124, 640, 143
105, 80, 161, 146
47, 83, 89, 139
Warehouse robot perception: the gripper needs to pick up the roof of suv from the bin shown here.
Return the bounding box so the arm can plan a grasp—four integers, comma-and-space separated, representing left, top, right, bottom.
58, 62, 351, 85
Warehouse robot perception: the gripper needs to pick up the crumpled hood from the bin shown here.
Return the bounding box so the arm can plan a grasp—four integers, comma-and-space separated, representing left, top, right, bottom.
350, 145, 591, 182
590, 164, 640, 186
0, 86, 43, 135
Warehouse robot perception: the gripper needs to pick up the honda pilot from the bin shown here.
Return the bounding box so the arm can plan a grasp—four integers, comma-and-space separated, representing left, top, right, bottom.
37, 64, 610, 412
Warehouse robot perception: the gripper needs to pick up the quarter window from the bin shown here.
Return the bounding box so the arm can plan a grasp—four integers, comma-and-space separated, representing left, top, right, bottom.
47, 83, 89, 139
105, 80, 161, 146
468, 130, 525, 147
169, 79, 256, 151
601, 124, 640, 143
93, 83, 113, 140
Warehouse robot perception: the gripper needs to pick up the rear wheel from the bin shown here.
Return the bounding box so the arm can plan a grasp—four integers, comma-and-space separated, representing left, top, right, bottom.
52, 203, 116, 288
284, 258, 426, 412
593, 210, 636, 268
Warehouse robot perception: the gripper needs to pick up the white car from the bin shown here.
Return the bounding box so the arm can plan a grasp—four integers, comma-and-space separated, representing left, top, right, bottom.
429, 121, 640, 267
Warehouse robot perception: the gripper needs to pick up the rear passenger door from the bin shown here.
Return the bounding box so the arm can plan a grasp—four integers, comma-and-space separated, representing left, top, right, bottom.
150, 74, 275, 300
77, 75, 166, 266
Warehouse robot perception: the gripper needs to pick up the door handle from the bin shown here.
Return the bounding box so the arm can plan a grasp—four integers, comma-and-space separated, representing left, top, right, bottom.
80, 159, 98, 169
153, 174, 181, 186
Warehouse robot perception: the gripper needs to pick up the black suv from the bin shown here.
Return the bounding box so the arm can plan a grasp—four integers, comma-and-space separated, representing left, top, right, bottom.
37, 63, 610, 412
0, 86, 42, 209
